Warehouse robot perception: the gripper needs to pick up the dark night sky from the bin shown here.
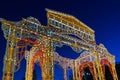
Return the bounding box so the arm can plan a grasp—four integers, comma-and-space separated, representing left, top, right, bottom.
0, 0, 120, 80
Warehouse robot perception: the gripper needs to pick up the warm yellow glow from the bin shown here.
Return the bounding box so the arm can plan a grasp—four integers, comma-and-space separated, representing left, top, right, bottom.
1, 9, 118, 80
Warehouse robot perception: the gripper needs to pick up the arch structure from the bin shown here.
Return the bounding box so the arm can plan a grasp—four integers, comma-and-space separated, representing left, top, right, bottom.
0, 9, 118, 80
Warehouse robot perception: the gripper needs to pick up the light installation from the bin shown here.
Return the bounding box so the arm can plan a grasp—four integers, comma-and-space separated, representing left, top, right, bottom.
0, 9, 118, 80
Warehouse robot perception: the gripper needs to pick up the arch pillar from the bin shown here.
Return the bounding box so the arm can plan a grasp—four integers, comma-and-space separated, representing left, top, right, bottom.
39, 39, 55, 80
63, 67, 67, 80
101, 59, 118, 80
111, 63, 118, 80
72, 66, 75, 80
74, 61, 80, 80
71, 60, 79, 80
45, 40, 54, 80
2, 28, 19, 80
25, 51, 34, 80
89, 64, 95, 80
94, 52, 105, 80
75, 65, 80, 80
39, 50, 46, 80
2, 43, 17, 80
79, 62, 94, 80
77, 65, 81, 80
93, 61, 100, 80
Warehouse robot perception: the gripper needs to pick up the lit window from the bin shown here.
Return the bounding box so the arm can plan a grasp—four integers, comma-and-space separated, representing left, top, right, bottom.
54, 21, 56, 26
58, 22, 61, 27
49, 19, 52, 24
62, 24, 66, 28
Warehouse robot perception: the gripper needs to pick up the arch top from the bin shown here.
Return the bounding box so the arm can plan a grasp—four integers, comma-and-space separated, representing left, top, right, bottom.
98, 44, 113, 55
46, 8, 94, 35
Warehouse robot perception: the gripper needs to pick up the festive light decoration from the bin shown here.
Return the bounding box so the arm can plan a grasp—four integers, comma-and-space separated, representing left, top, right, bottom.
0, 9, 118, 80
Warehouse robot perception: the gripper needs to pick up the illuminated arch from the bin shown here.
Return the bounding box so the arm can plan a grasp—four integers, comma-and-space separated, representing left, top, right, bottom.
101, 59, 114, 79
0, 9, 118, 80
79, 62, 95, 80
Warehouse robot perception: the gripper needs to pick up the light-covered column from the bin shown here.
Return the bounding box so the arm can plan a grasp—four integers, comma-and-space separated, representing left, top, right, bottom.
43, 39, 54, 80
74, 60, 77, 80
93, 51, 105, 80
25, 51, 34, 80
2, 26, 18, 80
76, 65, 80, 80
72, 67, 75, 80
111, 63, 118, 80
63, 67, 67, 80
77, 66, 81, 80
72, 61, 76, 80
78, 60, 81, 80
2, 42, 17, 80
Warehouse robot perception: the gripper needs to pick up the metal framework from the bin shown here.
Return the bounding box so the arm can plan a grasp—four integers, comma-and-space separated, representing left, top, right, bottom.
0, 9, 118, 80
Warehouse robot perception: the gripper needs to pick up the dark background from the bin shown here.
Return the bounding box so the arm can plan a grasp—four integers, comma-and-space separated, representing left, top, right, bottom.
0, 0, 120, 80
